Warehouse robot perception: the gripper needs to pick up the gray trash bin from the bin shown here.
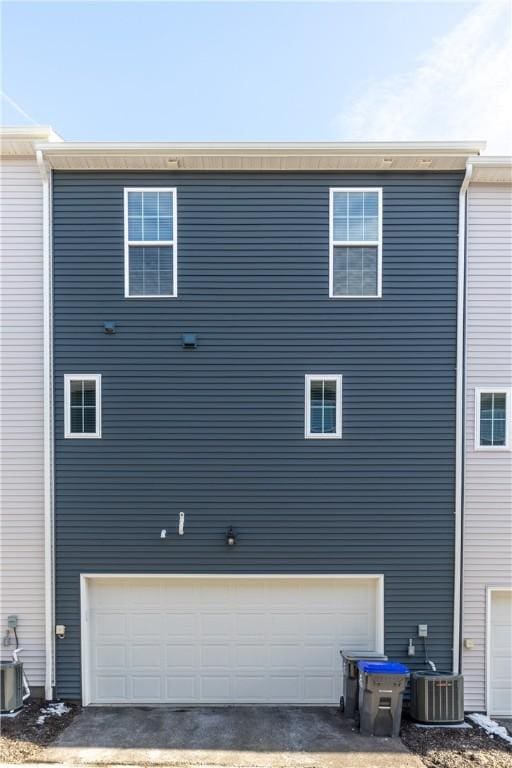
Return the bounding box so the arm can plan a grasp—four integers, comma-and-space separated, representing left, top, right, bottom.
357, 661, 410, 737
339, 650, 388, 717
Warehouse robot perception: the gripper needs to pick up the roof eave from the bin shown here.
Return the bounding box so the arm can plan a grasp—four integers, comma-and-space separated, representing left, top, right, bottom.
34, 140, 486, 172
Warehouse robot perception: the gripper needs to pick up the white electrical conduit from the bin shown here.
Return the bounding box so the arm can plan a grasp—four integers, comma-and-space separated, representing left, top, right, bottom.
453, 161, 473, 675
36, 149, 55, 701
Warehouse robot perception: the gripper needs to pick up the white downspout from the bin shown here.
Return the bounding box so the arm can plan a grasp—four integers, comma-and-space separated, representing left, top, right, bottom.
453, 160, 473, 674
36, 149, 54, 701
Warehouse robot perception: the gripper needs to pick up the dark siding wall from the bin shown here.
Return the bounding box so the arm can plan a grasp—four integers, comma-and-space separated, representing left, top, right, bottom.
53, 172, 460, 699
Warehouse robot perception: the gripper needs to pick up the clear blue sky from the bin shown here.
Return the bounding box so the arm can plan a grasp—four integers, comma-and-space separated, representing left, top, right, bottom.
3, 1, 509, 150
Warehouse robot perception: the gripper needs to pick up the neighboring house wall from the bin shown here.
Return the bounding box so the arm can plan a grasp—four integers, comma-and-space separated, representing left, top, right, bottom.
0, 156, 46, 688
52, 171, 462, 700
462, 181, 512, 711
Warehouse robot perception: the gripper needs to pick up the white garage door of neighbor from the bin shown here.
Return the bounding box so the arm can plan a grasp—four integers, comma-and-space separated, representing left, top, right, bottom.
489, 590, 512, 716
84, 576, 381, 705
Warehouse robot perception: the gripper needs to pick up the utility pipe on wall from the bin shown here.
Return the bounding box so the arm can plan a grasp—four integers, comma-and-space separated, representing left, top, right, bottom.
36, 149, 54, 701
453, 160, 473, 675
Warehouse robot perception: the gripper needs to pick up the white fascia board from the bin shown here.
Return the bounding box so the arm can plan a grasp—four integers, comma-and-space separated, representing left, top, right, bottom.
468, 156, 512, 183
35, 140, 486, 156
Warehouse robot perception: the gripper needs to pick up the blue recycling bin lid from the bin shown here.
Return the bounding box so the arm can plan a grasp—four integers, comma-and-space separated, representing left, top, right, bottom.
357, 660, 410, 675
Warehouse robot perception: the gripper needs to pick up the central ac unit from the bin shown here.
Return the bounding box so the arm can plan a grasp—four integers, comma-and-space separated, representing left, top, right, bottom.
0, 661, 24, 714
410, 671, 464, 724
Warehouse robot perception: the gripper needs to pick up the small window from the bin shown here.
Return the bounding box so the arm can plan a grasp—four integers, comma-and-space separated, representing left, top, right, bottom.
475, 388, 511, 450
64, 375, 102, 438
124, 188, 177, 298
330, 188, 382, 298
305, 375, 342, 439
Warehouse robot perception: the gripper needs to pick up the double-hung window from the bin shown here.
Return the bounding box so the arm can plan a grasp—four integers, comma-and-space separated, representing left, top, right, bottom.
330, 188, 382, 298
305, 375, 342, 439
475, 388, 511, 450
64, 374, 102, 438
124, 188, 177, 297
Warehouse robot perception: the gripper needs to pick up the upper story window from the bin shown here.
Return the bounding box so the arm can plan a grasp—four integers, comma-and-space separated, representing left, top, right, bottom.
64, 374, 102, 439
124, 188, 177, 298
475, 388, 511, 450
305, 375, 342, 439
329, 188, 382, 298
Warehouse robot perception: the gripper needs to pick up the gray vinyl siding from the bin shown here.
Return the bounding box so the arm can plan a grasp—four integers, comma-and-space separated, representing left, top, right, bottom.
0, 158, 46, 686
462, 183, 512, 711
52, 171, 461, 699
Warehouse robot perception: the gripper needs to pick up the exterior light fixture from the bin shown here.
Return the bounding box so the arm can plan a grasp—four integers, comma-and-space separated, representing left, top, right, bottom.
226, 526, 236, 546
103, 321, 116, 334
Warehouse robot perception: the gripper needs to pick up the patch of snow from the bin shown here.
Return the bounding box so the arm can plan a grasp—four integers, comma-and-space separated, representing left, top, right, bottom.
467, 712, 512, 745
36, 701, 70, 726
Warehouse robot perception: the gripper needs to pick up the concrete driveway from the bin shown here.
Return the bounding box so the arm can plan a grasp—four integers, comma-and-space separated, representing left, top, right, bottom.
46, 706, 424, 768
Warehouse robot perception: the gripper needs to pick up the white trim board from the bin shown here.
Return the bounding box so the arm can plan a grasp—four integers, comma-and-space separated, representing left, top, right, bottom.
80, 573, 384, 707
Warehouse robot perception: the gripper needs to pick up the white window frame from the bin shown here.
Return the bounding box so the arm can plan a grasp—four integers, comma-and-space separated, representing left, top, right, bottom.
124, 187, 178, 298
64, 374, 102, 439
474, 387, 511, 451
329, 187, 383, 299
304, 374, 343, 439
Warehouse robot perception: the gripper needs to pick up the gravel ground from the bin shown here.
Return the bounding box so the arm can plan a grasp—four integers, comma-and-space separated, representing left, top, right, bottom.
0, 699, 79, 764
401, 715, 512, 768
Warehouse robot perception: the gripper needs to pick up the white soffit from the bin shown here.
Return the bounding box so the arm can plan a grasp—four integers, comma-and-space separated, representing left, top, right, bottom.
469, 156, 512, 184
34, 141, 485, 172
0, 126, 63, 157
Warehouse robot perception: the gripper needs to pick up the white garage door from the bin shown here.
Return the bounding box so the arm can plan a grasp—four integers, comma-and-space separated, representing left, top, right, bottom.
84, 576, 381, 705
489, 590, 512, 716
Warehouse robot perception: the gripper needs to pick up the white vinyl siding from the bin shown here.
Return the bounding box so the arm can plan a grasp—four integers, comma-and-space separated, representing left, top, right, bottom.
329, 188, 382, 298
462, 183, 512, 713
0, 157, 46, 686
124, 188, 177, 298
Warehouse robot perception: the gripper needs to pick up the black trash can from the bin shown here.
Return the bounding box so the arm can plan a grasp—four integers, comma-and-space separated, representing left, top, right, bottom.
339, 650, 388, 717
357, 661, 410, 737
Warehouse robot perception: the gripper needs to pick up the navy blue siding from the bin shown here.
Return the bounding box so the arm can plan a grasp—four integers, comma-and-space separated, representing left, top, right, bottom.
53, 172, 461, 699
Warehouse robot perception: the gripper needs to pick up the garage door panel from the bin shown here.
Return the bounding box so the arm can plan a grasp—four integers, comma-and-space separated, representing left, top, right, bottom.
132, 676, 161, 700
96, 644, 127, 669
201, 613, 234, 638
97, 675, 126, 700
269, 676, 301, 700
87, 577, 379, 704
489, 590, 512, 716
201, 644, 231, 668
165, 644, 196, 668
269, 612, 303, 636
129, 612, 163, 638
305, 675, 334, 701
164, 612, 198, 638
129, 644, 161, 669
234, 612, 266, 638
95, 612, 126, 639
201, 676, 231, 701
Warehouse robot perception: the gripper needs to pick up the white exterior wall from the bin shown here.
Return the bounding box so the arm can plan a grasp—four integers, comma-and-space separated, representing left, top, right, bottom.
462, 182, 512, 711
0, 157, 46, 687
